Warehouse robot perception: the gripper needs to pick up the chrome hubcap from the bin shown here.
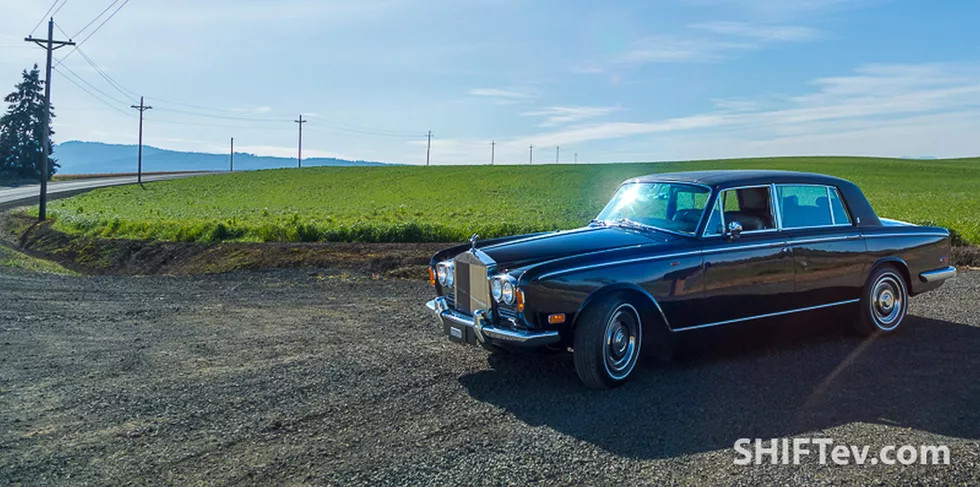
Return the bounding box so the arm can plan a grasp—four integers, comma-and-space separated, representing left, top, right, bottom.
603, 304, 641, 380
871, 273, 904, 330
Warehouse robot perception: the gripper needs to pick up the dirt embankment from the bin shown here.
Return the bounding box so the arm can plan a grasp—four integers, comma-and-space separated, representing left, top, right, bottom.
1, 211, 446, 278
3, 210, 979, 277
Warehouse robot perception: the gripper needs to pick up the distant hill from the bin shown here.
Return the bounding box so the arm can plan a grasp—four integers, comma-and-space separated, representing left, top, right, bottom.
52, 141, 393, 174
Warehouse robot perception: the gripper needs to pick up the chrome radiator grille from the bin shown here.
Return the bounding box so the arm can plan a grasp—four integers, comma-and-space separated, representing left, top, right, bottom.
453, 252, 492, 315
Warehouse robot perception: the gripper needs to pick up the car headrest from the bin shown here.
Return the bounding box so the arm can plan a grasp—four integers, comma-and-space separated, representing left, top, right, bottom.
816, 196, 829, 210
740, 188, 769, 209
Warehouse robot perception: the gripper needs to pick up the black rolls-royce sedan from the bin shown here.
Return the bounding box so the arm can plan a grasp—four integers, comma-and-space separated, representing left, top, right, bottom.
426, 170, 956, 389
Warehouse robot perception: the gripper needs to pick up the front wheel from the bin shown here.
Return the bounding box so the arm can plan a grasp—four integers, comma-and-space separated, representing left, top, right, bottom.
573, 295, 642, 389
853, 265, 909, 336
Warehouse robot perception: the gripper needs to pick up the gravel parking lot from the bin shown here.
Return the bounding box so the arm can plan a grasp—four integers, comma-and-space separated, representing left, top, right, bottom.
1, 267, 978, 485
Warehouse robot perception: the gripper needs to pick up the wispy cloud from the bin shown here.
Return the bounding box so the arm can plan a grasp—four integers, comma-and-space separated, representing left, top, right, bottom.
468, 88, 532, 98
614, 36, 757, 64
522, 105, 622, 127
440, 62, 980, 162
690, 21, 821, 41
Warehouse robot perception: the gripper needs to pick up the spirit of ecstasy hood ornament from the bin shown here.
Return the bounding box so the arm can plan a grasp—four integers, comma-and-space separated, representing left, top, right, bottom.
469, 233, 479, 252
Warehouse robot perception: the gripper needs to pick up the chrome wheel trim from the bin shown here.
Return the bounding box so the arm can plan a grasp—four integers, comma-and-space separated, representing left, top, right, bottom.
870, 272, 906, 331
603, 303, 641, 380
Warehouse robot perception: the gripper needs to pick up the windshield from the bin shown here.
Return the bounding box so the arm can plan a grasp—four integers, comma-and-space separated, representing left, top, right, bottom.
596, 182, 711, 235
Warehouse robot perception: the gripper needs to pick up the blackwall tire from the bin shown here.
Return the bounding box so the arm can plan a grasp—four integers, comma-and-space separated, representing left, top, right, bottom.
854, 265, 909, 336
573, 294, 642, 389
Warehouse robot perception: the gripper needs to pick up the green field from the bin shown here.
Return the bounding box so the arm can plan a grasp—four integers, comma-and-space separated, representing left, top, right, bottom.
43, 156, 980, 245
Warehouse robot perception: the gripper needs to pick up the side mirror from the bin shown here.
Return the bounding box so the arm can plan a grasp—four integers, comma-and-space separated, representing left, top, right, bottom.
725, 221, 743, 241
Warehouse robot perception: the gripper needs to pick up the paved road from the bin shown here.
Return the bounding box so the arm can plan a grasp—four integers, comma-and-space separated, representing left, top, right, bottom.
0, 266, 976, 486
0, 172, 218, 209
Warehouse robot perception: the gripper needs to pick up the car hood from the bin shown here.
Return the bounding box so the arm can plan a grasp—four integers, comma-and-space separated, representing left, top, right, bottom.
477, 225, 679, 270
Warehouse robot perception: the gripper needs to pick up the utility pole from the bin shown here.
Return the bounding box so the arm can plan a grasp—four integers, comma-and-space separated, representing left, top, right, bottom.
25, 18, 74, 221
556, 146, 560, 164
295, 114, 306, 168
130, 96, 152, 188
490, 140, 495, 165
529, 144, 534, 165
230, 137, 234, 172
575, 152, 578, 164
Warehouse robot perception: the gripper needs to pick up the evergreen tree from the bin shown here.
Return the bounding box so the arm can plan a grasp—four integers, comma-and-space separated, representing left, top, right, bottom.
0, 65, 58, 180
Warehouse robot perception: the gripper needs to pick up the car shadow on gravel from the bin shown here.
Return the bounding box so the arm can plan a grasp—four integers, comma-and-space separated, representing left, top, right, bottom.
459, 314, 980, 459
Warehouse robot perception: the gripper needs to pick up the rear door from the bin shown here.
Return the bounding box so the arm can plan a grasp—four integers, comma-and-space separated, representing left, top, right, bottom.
776, 184, 867, 308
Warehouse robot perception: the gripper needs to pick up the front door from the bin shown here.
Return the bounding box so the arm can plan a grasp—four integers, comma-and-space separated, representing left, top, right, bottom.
693, 185, 796, 327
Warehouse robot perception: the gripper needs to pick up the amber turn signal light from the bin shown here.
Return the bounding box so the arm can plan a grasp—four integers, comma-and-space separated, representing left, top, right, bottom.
428, 267, 436, 286
516, 289, 525, 312
548, 313, 566, 325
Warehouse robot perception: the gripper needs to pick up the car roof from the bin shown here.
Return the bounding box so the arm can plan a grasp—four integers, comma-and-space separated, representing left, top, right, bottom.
624, 170, 852, 188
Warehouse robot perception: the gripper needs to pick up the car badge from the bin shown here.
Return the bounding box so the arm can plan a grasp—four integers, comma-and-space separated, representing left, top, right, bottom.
469, 233, 479, 252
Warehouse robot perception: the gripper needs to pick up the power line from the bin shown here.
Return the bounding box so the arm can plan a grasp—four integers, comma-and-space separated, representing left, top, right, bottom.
51, 0, 71, 20
53, 65, 132, 117
75, 46, 138, 98
72, 0, 121, 38
53, 21, 72, 41
30, 0, 63, 36
54, 62, 130, 106
56, 0, 131, 65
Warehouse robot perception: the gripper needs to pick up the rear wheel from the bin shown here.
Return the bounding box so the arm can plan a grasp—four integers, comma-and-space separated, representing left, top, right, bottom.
573, 295, 642, 389
853, 265, 908, 336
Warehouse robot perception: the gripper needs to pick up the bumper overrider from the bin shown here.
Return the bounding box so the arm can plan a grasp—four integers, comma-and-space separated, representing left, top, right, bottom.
426, 296, 560, 348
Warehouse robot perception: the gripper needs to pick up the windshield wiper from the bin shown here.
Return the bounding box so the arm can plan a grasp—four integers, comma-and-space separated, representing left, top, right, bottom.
589, 218, 607, 227
610, 218, 659, 233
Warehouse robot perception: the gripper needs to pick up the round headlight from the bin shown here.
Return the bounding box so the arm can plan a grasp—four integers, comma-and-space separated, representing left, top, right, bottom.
436, 263, 448, 285
445, 264, 454, 287
491, 279, 503, 301
501, 281, 515, 305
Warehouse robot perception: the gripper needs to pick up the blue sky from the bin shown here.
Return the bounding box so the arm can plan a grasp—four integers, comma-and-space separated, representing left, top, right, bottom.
1, 0, 978, 165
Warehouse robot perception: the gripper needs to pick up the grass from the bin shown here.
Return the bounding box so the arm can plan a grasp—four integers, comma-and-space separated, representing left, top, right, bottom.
40, 156, 980, 245
0, 243, 76, 275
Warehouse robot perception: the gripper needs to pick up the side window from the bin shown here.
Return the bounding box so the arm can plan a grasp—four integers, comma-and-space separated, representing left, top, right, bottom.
716, 186, 775, 232
777, 185, 833, 228
829, 188, 851, 224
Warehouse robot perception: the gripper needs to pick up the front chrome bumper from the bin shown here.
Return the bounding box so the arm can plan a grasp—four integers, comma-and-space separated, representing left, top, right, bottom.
426, 297, 560, 347
920, 266, 956, 283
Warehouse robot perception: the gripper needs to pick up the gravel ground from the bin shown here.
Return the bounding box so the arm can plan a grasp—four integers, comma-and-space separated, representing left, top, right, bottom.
0, 267, 977, 486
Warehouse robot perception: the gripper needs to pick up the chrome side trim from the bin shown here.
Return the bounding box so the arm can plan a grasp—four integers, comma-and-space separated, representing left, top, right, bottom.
673, 299, 861, 331
920, 266, 956, 282
864, 232, 949, 238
